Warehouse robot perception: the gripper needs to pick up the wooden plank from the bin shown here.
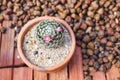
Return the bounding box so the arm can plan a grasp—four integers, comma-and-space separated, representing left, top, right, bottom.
69, 46, 84, 80
13, 67, 33, 80
0, 68, 12, 80
49, 67, 68, 80
0, 32, 1, 52
0, 24, 14, 67
34, 70, 47, 80
91, 72, 106, 80
0, 23, 1, 49
14, 49, 25, 66
106, 65, 120, 80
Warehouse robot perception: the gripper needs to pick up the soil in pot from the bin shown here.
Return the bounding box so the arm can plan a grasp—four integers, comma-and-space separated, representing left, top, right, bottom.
23, 19, 72, 67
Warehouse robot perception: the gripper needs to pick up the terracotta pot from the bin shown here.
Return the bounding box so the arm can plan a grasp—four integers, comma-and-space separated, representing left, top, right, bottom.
17, 16, 76, 72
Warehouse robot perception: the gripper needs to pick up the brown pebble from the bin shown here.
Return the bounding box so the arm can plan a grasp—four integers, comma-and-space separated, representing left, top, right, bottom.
106, 41, 113, 47
85, 0, 91, 4
82, 49, 87, 55
84, 71, 89, 76
87, 42, 94, 50
17, 20, 23, 27
58, 11, 66, 19
105, 63, 112, 70
99, 65, 107, 72
97, 8, 104, 15
101, 38, 107, 44
99, 0, 106, 6
0, 27, 7, 33
95, 26, 100, 31
85, 75, 93, 80
5, 8, 12, 14
53, 0, 59, 5
108, 54, 114, 62
112, 59, 117, 64
87, 11, 94, 18
71, 13, 79, 19
80, 22, 87, 30
3, 14, 10, 20
94, 14, 100, 21
103, 57, 109, 63
104, 1, 111, 8
60, 0, 65, 4
83, 59, 89, 65
65, 16, 71, 23
83, 35, 90, 43
98, 58, 103, 64
99, 46, 104, 51
56, 5, 64, 11
7, 1, 13, 8
73, 23, 80, 32
106, 28, 114, 35
70, 9, 75, 13
0, 15, 3, 22
82, 3, 88, 9
114, 32, 120, 39
109, 36, 116, 43
16, 10, 23, 16
98, 30, 104, 39
94, 62, 100, 70
91, 1, 98, 10
81, 43, 86, 48
89, 67, 96, 72
89, 59, 94, 66
89, 32, 97, 40
86, 27, 92, 33
83, 65, 89, 71
87, 49, 94, 56
33, 10, 40, 16
75, 32, 82, 40
109, 14, 115, 19
115, 61, 120, 68
85, 20, 93, 26
75, 2, 81, 9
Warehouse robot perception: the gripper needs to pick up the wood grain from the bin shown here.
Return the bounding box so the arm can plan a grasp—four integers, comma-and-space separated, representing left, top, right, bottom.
0, 32, 1, 52
49, 67, 68, 80
106, 65, 120, 80
0, 68, 12, 80
14, 49, 25, 66
69, 46, 84, 80
34, 70, 47, 80
91, 71, 106, 80
13, 67, 33, 80
0, 27, 14, 67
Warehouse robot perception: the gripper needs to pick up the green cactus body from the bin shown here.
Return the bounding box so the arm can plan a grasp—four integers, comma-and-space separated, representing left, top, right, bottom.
36, 19, 65, 48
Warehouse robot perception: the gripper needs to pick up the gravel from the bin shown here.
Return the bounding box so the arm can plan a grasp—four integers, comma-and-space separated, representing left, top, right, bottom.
23, 23, 71, 67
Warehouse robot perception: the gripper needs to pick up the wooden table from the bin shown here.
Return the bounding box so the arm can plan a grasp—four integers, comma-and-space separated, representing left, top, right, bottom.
0, 28, 120, 80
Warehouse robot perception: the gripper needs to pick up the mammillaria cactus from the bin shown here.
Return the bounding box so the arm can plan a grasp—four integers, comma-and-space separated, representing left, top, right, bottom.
36, 20, 65, 48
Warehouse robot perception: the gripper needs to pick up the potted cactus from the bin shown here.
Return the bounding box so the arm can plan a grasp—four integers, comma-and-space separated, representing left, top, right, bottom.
17, 16, 76, 72
36, 20, 64, 48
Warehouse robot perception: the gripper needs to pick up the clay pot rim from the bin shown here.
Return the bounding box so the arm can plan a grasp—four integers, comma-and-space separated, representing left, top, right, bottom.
17, 16, 76, 72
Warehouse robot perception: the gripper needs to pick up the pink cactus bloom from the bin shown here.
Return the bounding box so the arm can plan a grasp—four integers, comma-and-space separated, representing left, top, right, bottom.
57, 27, 62, 32
43, 36, 51, 43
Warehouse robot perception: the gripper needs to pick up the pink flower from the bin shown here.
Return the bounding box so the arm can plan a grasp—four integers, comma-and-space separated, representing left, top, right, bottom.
57, 27, 62, 32
43, 36, 51, 43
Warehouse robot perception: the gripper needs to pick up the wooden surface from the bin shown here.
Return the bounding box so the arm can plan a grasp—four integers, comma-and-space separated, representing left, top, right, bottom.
0, 28, 120, 80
